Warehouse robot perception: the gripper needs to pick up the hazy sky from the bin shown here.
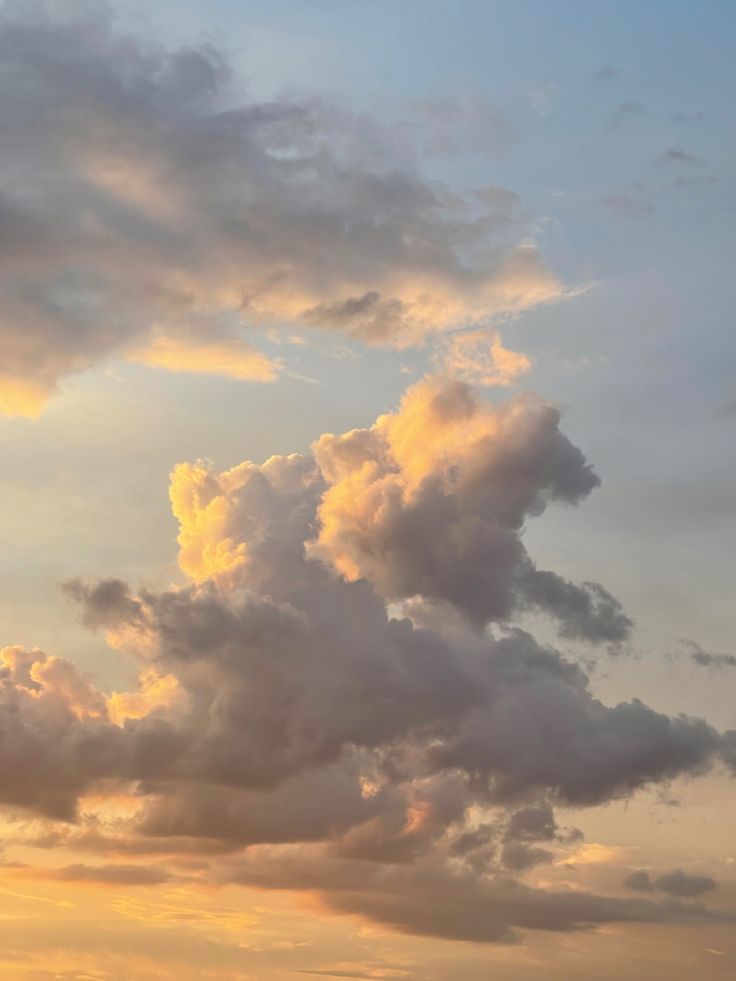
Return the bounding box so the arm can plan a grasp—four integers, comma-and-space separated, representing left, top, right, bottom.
0, 2, 734, 979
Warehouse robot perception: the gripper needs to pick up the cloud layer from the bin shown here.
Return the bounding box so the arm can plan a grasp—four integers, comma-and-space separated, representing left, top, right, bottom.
0, 2, 562, 415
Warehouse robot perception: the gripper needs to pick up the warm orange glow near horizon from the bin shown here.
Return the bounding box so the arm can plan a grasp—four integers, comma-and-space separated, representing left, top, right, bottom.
0, 1, 733, 978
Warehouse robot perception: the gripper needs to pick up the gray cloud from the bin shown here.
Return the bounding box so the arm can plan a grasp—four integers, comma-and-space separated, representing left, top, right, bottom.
0, 3, 561, 415
678, 639, 736, 670
624, 870, 654, 892
655, 869, 718, 898
225, 846, 732, 944
672, 111, 707, 123
654, 146, 704, 167
519, 569, 633, 646
594, 66, 621, 81
0, 377, 733, 943
691, 650, 736, 670
624, 868, 718, 898
506, 802, 556, 841
499, 840, 553, 871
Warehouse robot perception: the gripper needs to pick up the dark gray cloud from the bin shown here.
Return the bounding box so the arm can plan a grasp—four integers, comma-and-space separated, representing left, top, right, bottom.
520, 569, 633, 646
691, 650, 736, 670
678, 639, 736, 670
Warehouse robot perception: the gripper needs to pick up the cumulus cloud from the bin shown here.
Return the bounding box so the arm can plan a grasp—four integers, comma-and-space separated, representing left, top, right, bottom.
0, 2, 563, 415
308, 375, 619, 636
0, 377, 733, 942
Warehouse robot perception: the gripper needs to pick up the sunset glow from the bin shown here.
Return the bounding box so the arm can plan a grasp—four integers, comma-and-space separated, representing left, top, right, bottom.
0, 2, 733, 979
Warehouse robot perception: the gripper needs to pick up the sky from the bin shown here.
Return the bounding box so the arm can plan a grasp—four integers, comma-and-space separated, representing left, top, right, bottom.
0, 1, 734, 978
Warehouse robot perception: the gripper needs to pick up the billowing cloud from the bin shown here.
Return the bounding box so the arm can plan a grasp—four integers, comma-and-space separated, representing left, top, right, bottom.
0, 3, 563, 415
308, 375, 626, 639
0, 377, 733, 943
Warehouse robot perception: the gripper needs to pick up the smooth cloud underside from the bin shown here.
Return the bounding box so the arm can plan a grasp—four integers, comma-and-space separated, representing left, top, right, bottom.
0, 2, 564, 415
1, 375, 733, 943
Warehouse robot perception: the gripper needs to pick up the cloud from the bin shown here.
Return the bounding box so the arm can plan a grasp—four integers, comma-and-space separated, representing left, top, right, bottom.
624, 869, 654, 892
9, 860, 176, 886
654, 146, 704, 167
519, 570, 633, 646
0, 378, 734, 943
594, 66, 621, 81
624, 868, 718, 898
689, 648, 736, 670
125, 330, 279, 382
0, 3, 563, 415
163, 373, 613, 640
437, 329, 531, 387
676, 639, 736, 670
224, 845, 731, 944
308, 375, 625, 641
655, 869, 718, 898
0, 645, 121, 818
